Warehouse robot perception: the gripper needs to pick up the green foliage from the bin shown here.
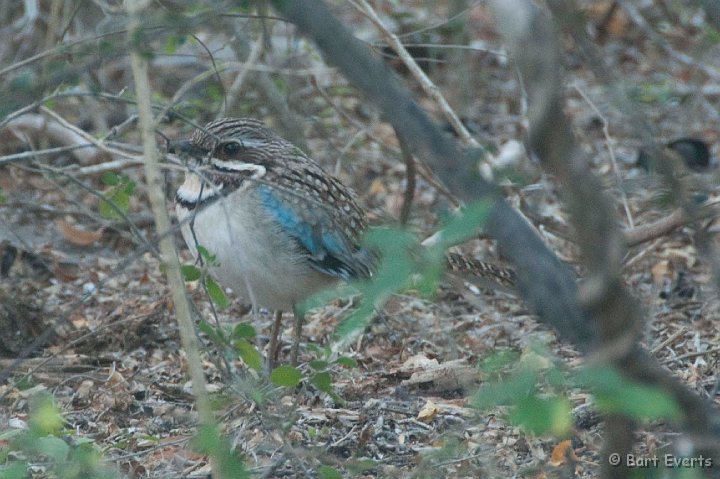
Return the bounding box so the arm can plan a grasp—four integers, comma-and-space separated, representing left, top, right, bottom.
181, 244, 228, 309
129, 28, 155, 61
197, 245, 219, 265
270, 365, 303, 387
164, 33, 188, 55
29, 395, 64, 436
198, 319, 227, 345
334, 356, 358, 368
180, 264, 202, 281
98, 172, 136, 220
345, 458, 378, 475
705, 26, 720, 44
324, 199, 492, 339
318, 465, 343, 479
0, 186, 6, 205
0, 393, 120, 478
472, 346, 682, 438
576, 366, 681, 420
232, 322, 257, 340
206, 276, 230, 309
310, 371, 332, 393
193, 424, 250, 478
235, 338, 263, 372
433, 200, 493, 249
510, 396, 572, 436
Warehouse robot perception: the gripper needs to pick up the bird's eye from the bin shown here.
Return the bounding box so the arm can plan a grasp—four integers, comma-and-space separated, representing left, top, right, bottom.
221, 142, 241, 156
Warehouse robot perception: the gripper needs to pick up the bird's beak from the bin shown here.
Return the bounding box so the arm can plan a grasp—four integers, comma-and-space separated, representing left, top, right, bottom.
168, 139, 208, 159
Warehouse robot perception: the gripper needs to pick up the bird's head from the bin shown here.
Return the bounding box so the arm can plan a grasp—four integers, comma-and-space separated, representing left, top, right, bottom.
173, 118, 287, 207
172, 117, 293, 169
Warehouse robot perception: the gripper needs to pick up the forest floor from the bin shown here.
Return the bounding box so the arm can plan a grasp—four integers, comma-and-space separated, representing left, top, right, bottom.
1, 2, 720, 478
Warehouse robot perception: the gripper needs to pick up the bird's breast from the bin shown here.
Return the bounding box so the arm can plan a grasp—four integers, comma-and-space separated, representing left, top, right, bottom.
175, 188, 335, 311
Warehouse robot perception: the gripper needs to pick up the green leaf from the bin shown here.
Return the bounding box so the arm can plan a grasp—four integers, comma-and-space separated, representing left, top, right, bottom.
311, 371, 333, 394
198, 320, 225, 344
434, 199, 492, 249
510, 396, 571, 436
270, 365, 302, 387
335, 303, 376, 338
98, 192, 128, 220
309, 359, 328, 370
306, 343, 322, 354
576, 366, 681, 420
193, 424, 250, 478
36, 436, 70, 462
318, 465, 342, 479
100, 172, 120, 186
0, 187, 6, 205
335, 356, 358, 368
235, 339, 263, 371
336, 228, 417, 338
164, 34, 187, 54
206, 277, 230, 309
346, 458, 378, 474
29, 395, 63, 436
479, 348, 521, 375
123, 179, 136, 196
232, 323, 256, 339
181, 264, 201, 281
471, 369, 538, 409
197, 245, 218, 265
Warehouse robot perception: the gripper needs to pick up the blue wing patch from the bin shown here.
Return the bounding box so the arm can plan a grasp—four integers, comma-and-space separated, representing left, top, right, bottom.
257, 186, 373, 279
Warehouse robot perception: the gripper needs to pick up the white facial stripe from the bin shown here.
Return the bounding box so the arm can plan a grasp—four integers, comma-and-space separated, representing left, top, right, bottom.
210, 160, 267, 179
233, 138, 267, 149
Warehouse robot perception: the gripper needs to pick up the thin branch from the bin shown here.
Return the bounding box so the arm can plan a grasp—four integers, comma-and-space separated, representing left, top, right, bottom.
222, 33, 265, 117
396, 130, 416, 226
573, 82, 634, 228
350, 0, 480, 149
125, 3, 218, 479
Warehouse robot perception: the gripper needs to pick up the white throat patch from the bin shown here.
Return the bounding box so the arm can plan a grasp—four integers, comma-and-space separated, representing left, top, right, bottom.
176, 173, 222, 204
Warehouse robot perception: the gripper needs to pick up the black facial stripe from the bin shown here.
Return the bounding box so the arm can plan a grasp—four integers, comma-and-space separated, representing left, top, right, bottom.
176, 191, 219, 211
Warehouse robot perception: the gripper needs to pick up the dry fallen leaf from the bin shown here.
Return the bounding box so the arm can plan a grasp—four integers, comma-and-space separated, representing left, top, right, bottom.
417, 399, 439, 422
57, 220, 103, 246
550, 439, 577, 466
651, 260, 670, 284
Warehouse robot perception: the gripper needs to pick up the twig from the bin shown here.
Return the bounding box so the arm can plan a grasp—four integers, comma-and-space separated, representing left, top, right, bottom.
350, 0, 480, 149
102, 114, 139, 141
663, 347, 720, 366
573, 82, 634, 228
259, 454, 288, 479
396, 130, 416, 225
0, 144, 96, 166
651, 327, 686, 354
39, 164, 153, 252
310, 75, 461, 209
126, 3, 218, 479
624, 200, 720, 247
222, 34, 265, 117
40, 106, 141, 160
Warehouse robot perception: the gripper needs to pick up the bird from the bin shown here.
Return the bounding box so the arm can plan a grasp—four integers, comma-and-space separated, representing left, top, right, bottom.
173, 117, 516, 366
173, 118, 375, 366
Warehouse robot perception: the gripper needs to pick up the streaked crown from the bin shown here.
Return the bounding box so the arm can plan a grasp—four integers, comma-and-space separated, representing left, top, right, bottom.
186, 117, 301, 165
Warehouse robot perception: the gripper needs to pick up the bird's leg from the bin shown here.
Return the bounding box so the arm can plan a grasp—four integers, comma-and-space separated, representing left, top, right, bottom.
267, 310, 283, 371
291, 305, 304, 366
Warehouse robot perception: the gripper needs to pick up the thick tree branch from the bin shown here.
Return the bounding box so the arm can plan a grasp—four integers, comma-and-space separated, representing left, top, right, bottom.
269, 0, 592, 348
